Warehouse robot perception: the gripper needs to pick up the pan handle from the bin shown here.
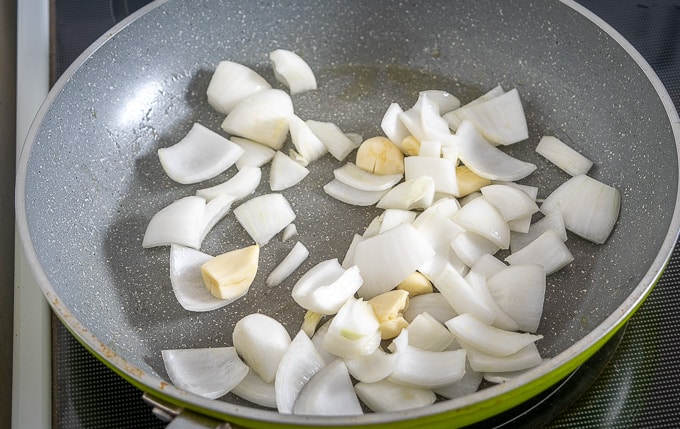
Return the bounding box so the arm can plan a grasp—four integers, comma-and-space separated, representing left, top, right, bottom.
143, 392, 234, 429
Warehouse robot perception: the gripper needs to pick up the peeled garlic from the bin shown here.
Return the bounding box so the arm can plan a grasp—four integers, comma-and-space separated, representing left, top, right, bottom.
368, 290, 410, 340
356, 136, 405, 175
201, 245, 259, 300
396, 272, 433, 296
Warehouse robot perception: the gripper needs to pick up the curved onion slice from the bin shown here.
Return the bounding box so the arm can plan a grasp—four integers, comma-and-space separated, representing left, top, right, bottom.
269, 151, 309, 191
398, 92, 451, 143
433, 361, 483, 400
269, 49, 317, 95
480, 184, 539, 221
142, 196, 205, 249
288, 115, 327, 163
233, 313, 292, 384
161, 347, 248, 400
354, 223, 436, 299
406, 312, 455, 352
466, 343, 543, 373
465, 270, 520, 332
381, 103, 411, 148
388, 330, 466, 389
305, 120, 360, 161
266, 241, 310, 287
450, 230, 500, 268
231, 137, 276, 170
469, 253, 507, 278
404, 156, 458, 195
333, 163, 403, 192
453, 196, 510, 249
445, 313, 542, 357
281, 223, 298, 241
510, 211, 567, 253
221, 88, 294, 150
506, 230, 574, 275
443, 85, 506, 131
433, 264, 495, 325
292, 259, 363, 315
354, 379, 436, 412
196, 166, 261, 202
452, 88, 528, 146
536, 136, 593, 176
310, 320, 338, 364
233, 193, 296, 246
323, 179, 388, 206
158, 123, 244, 184
231, 369, 276, 408
487, 264, 546, 333
420, 90, 461, 114
456, 120, 536, 181
540, 174, 620, 244
344, 347, 398, 383
376, 176, 436, 210
169, 245, 227, 312
200, 194, 236, 242
275, 330, 326, 414
380, 209, 417, 233
206, 61, 271, 114
321, 297, 381, 359
403, 292, 457, 324
293, 359, 363, 416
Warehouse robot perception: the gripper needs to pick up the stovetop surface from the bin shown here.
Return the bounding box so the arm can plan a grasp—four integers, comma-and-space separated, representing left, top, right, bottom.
50, 1, 680, 427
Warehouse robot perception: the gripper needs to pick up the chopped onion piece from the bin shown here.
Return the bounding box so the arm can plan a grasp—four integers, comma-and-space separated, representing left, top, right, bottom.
493, 180, 539, 201
341, 234, 363, 268
266, 241, 310, 287
233, 313, 292, 384
206, 61, 271, 114
269, 49, 317, 95
399, 92, 451, 143
344, 347, 398, 383
196, 166, 261, 201
231, 369, 276, 408
451, 88, 528, 145
293, 359, 363, 416
362, 214, 384, 238
275, 330, 327, 414
379, 209, 417, 233
540, 174, 620, 244
292, 259, 363, 315
321, 297, 381, 359
354, 223, 436, 299
419, 89, 461, 114
162, 347, 248, 400
419, 139, 442, 157
443, 85, 506, 131
381, 103, 411, 148
333, 162, 403, 192
281, 223, 298, 241
465, 270, 520, 332
142, 196, 205, 249
200, 194, 236, 242
450, 231, 500, 268
376, 176, 436, 210
469, 253, 507, 278
407, 312, 455, 352
310, 320, 338, 364
511, 211, 567, 253
231, 137, 276, 170
169, 245, 227, 312
234, 193, 296, 246
445, 313, 542, 357
221, 88, 294, 150
355, 379, 436, 413
487, 264, 546, 333
480, 184, 539, 221
433, 264, 496, 325
456, 120, 536, 181
323, 179, 388, 206
403, 292, 457, 324
466, 343, 543, 373
158, 123, 244, 184
306, 120, 361, 161
434, 361, 483, 400
536, 136, 593, 176
453, 196, 510, 249
388, 330, 466, 389
404, 156, 458, 195
269, 151, 310, 191
508, 214, 532, 234
289, 115, 327, 163
505, 230, 574, 275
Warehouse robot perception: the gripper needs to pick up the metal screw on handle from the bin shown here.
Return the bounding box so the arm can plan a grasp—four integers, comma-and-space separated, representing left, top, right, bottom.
143, 392, 233, 429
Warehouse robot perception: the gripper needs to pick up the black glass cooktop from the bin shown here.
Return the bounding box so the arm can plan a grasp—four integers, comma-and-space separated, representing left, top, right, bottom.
51, 1, 680, 427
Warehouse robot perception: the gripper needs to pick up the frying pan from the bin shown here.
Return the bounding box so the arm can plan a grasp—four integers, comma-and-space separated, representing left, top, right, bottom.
15, 0, 680, 427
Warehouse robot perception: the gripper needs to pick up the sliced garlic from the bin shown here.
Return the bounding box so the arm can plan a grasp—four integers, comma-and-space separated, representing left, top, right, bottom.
200, 244, 259, 300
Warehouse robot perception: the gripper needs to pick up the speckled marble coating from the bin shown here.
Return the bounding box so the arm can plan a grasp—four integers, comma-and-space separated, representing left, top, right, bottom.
16, 0, 680, 426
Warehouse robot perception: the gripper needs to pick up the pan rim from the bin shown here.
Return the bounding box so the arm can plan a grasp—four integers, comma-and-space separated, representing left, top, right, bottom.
14, 0, 680, 426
